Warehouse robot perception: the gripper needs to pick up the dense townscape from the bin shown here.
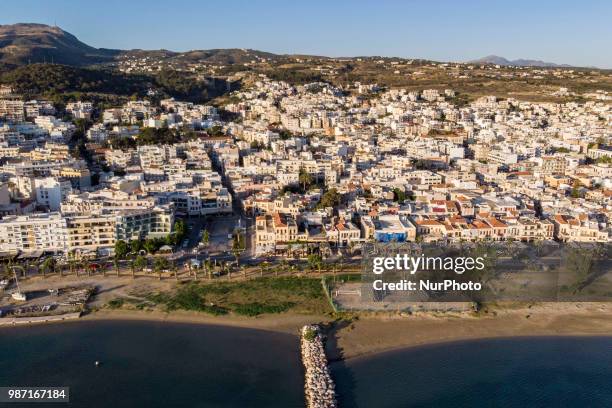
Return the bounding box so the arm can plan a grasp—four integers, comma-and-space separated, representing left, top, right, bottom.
0, 11, 612, 408
0, 63, 610, 263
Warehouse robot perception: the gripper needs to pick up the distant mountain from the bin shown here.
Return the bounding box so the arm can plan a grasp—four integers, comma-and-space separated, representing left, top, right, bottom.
0, 24, 588, 70
468, 55, 572, 67
0, 23, 119, 66
0, 23, 284, 67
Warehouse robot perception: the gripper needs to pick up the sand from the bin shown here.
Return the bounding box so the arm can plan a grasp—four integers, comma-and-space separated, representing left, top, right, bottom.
7, 275, 612, 360
327, 302, 612, 360
84, 309, 332, 335
84, 302, 612, 361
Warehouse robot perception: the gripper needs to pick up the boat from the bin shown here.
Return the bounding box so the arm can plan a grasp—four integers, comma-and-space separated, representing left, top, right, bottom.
11, 292, 27, 301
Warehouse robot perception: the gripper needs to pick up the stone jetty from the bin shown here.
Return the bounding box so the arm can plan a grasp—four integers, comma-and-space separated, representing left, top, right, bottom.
300, 325, 337, 408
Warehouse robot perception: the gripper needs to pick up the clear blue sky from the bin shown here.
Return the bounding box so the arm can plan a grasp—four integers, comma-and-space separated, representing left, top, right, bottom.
2, 0, 611, 67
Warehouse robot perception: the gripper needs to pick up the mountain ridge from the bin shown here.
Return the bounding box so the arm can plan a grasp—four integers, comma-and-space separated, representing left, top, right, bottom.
0, 23, 283, 66
468, 54, 573, 67
0, 23, 593, 69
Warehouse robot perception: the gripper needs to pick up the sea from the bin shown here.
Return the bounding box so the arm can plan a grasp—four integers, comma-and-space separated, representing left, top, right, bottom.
330, 336, 612, 408
0, 320, 305, 408
1, 322, 611, 408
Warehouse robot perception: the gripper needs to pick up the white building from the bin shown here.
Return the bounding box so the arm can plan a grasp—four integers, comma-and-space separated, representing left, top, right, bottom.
0, 213, 68, 253
34, 177, 73, 211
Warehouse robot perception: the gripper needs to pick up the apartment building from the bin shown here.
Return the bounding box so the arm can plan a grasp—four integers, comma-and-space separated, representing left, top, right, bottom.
0, 213, 68, 253
553, 214, 609, 242
114, 206, 174, 242
66, 215, 116, 254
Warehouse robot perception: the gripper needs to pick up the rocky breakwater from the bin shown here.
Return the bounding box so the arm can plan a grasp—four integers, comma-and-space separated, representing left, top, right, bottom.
300, 325, 337, 408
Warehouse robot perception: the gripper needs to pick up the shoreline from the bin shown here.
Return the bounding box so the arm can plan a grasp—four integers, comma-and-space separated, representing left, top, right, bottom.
2, 304, 611, 363
331, 332, 612, 363
327, 303, 612, 360
82, 309, 332, 335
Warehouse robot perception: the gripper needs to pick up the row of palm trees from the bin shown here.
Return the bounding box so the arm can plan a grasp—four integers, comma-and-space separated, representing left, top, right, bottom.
1, 246, 360, 284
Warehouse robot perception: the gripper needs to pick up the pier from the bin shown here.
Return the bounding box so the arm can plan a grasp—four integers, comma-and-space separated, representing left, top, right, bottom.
300, 325, 337, 408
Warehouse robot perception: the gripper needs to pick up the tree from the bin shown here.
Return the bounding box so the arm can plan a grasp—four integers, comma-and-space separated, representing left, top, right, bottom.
144, 239, 158, 254
173, 219, 187, 245
130, 239, 144, 254
40, 257, 56, 278
205, 259, 213, 280
134, 256, 148, 275
201, 229, 210, 249
317, 188, 341, 209
299, 167, 313, 191
570, 179, 582, 198
307, 254, 323, 273
392, 188, 406, 203
153, 256, 169, 281
232, 231, 246, 267
113, 256, 120, 277
114, 240, 129, 259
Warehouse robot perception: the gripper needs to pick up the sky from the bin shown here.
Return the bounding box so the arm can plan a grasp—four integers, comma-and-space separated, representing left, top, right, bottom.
2, 0, 611, 68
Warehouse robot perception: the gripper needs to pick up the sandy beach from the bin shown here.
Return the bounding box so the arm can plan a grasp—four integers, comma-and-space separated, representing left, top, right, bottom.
327, 302, 612, 360
83, 302, 612, 361
5, 272, 612, 359
83, 308, 332, 335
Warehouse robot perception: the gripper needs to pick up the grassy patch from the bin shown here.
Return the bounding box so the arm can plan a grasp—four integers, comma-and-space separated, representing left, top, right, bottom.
141, 276, 330, 316
231, 302, 296, 316
106, 298, 125, 309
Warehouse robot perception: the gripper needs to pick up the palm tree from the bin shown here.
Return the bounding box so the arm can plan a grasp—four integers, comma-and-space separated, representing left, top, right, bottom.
205, 259, 212, 280
280, 259, 289, 275
232, 232, 246, 268
68, 254, 76, 276
134, 255, 147, 278
200, 229, 210, 252
40, 258, 55, 279
153, 256, 168, 281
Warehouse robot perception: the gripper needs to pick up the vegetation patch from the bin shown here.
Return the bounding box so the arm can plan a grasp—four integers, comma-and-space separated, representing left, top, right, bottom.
137, 277, 330, 316
231, 302, 296, 316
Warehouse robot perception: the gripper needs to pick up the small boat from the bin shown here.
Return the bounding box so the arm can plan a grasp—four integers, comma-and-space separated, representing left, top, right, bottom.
11, 292, 27, 301
95, 360, 101, 367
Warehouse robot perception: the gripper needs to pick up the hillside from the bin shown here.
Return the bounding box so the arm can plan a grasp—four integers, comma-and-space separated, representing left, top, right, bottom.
0, 23, 119, 66
0, 23, 284, 67
0, 63, 150, 95
468, 55, 572, 68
